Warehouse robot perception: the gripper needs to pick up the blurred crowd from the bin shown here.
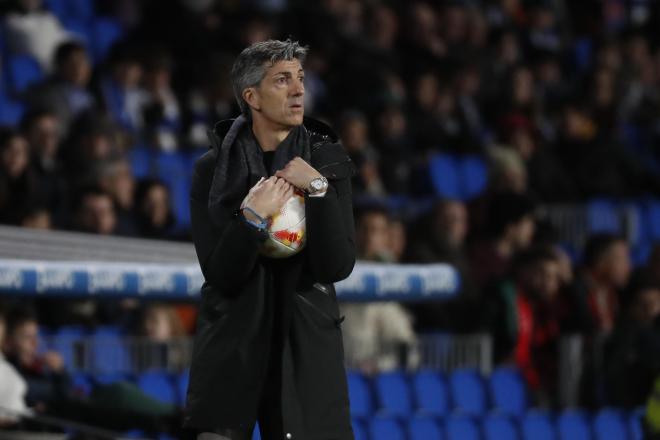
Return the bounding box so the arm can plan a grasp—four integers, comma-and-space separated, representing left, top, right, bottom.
2, 0, 660, 427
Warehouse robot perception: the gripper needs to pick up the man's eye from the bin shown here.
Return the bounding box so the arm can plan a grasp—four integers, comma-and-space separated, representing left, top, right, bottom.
277, 77, 287, 84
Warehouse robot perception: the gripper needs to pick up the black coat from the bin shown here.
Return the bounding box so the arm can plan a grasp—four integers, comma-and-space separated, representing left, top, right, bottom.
184, 116, 357, 440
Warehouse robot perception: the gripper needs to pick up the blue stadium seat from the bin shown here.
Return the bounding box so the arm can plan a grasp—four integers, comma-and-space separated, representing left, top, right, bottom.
483, 414, 519, 440
0, 93, 25, 125
61, 18, 91, 47
347, 371, 373, 418
7, 54, 43, 94
44, 0, 68, 22
449, 369, 487, 416
91, 372, 130, 386
593, 408, 627, 440
369, 416, 406, 440
460, 155, 488, 200
137, 371, 177, 405
155, 151, 191, 228
521, 411, 555, 440
70, 372, 92, 397
412, 369, 450, 416
408, 415, 444, 440
91, 332, 130, 374
446, 414, 480, 440
49, 326, 86, 369
92, 325, 122, 336
352, 418, 368, 440
252, 424, 261, 440
128, 146, 154, 179
645, 200, 660, 241
490, 367, 528, 416
91, 17, 123, 63
558, 410, 592, 440
374, 371, 413, 416
587, 199, 621, 234
178, 369, 190, 406
67, 0, 95, 22
429, 154, 462, 199
629, 408, 644, 440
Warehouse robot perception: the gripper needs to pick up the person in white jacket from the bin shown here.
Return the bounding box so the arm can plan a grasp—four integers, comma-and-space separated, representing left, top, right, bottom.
0, 307, 28, 426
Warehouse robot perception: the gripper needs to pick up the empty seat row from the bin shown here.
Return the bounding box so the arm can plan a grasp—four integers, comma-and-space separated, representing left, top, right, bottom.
348, 367, 528, 418
351, 409, 644, 440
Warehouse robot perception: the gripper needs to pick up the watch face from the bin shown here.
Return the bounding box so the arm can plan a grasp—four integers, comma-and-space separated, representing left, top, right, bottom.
312, 179, 323, 190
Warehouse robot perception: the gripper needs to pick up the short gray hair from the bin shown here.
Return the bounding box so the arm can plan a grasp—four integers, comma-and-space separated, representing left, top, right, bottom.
231, 39, 309, 116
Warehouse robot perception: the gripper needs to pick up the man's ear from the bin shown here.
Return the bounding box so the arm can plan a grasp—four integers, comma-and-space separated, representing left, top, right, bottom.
243, 87, 260, 112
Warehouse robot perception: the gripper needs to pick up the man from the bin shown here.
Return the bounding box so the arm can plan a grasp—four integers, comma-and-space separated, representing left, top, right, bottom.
184, 40, 357, 440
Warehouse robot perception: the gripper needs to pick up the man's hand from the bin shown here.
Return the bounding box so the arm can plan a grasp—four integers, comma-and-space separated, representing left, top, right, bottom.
243, 176, 294, 219
275, 157, 322, 192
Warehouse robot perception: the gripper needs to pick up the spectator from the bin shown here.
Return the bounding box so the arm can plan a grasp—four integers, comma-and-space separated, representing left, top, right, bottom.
23, 41, 95, 128
0, 305, 28, 426
469, 191, 537, 288
135, 303, 188, 371
340, 206, 418, 372
71, 186, 117, 235
134, 178, 175, 239
339, 110, 385, 196
570, 233, 632, 335
3, 0, 73, 70
604, 274, 660, 408
483, 246, 567, 406
99, 43, 146, 134
140, 48, 182, 152
95, 159, 138, 236
0, 128, 42, 225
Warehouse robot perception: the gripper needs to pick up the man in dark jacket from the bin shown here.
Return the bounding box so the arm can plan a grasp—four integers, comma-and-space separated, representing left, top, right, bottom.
184, 40, 357, 440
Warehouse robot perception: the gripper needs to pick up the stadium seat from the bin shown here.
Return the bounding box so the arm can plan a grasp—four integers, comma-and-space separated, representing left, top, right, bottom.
374, 371, 413, 416
91, 372, 130, 385
70, 372, 92, 397
629, 408, 644, 440
128, 146, 154, 179
445, 414, 480, 440
67, 0, 95, 22
521, 411, 555, 440
0, 93, 25, 125
347, 371, 373, 419
587, 199, 621, 234
593, 408, 628, 440
177, 369, 190, 406
460, 155, 488, 200
155, 151, 191, 228
91, 17, 123, 63
50, 326, 86, 369
408, 415, 444, 440
91, 332, 130, 374
44, 0, 68, 22
7, 54, 43, 94
645, 200, 660, 241
352, 418, 368, 440
483, 414, 519, 440
490, 367, 528, 416
369, 416, 406, 440
61, 18, 91, 47
449, 369, 487, 416
252, 424, 261, 440
137, 371, 177, 405
558, 410, 592, 440
412, 369, 450, 416
429, 154, 462, 199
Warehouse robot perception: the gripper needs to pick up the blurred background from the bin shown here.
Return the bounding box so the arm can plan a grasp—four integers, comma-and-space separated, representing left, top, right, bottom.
1, 0, 660, 438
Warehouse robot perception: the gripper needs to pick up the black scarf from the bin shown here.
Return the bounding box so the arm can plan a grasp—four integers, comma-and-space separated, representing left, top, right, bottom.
208, 115, 311, 227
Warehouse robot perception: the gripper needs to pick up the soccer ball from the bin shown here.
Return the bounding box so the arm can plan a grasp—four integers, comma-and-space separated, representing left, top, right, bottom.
240, 187, 307, 258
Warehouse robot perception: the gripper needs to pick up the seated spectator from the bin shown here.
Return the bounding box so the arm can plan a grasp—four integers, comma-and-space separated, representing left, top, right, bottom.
0, 305, 28, 426
469, 191, 537, 288
3, 0, 73, 70
140, 48, 181, 151
3, 306, 181, 435
339, 110, 386, 196
20, 109, 68, 220
483, 246, 567, 406
340, 206, 418, 373
70, 186, 117, 235
569, 233, 632, 336
23, 41, 95, 128
99, 43, 146, 134
0, 128, 43, 225
603, 273, 660, 408
134, 178, 175, 239
19, 205, 51, 229
134, 303, 188, 371
95, 159, 138, 236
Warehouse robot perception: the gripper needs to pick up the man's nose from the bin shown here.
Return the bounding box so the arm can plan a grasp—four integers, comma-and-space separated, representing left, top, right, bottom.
291, 78, 304, 96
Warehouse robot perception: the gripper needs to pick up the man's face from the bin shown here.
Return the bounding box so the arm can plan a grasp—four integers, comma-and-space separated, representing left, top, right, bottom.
79, 194, 116, 235
248, 59, 305, 128
8, 321, 39, 365
599, 241, 631, 288
526, 259, 561, 302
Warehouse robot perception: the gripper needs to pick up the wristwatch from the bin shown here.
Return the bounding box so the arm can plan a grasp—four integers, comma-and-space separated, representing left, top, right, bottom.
307, 176, 328, 195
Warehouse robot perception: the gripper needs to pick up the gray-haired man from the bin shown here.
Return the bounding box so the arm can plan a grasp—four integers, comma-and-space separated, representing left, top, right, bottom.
184, 40, 357, 440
